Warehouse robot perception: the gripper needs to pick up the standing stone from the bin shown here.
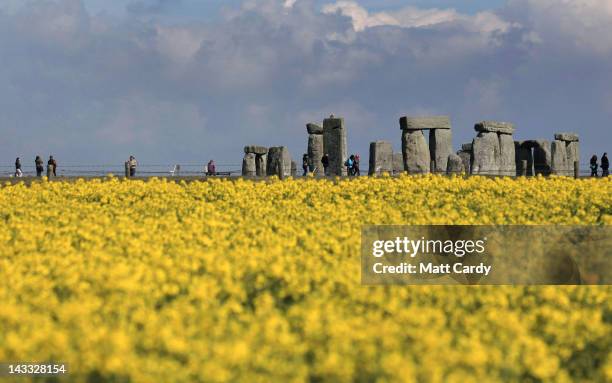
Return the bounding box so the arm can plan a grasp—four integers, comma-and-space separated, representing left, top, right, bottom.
307, 132, 324, 174
429, 129, 453, 173
446, 153, 465, 175
457, 150, 472, 175
242, 153, 256, 177
551, 140, 569, 176
471, 132, 500, 175
401, 130, 430, 174
267, 147, 292, 178
566, 141, 579, 173
291, 161, 297, 177
368, 141, 393, 175
532, 140, 552, 176
498, 134, 516, 177
392, 152, 404, 174
255, 154, 267, 176
323, 116, 348, 176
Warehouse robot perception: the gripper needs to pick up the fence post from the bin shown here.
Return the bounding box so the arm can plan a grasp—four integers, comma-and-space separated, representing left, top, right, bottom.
521, 160, 527, 177
574, 161, 579, 179
125, 162, 130, 178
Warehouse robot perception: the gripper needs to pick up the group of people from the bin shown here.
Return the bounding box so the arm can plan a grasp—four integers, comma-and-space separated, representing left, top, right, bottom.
14, 156, 57, 177
590, 153, 609, 177
301, 153, 361, 176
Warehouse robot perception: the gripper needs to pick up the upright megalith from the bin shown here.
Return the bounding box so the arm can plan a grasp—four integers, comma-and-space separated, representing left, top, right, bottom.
323, 116, 348, 176
401, 130, 430, 174
551, 140, 569, 176
554, 133, 579, 176
267, 146, 292, 178
244, 146, 268, 177
446, 153, 465, 175
392, 152, 404, 175
471, 121, 515, 176
307, 123, 324, 174
457, 143, 472, 175
400, 116, 452, 174
242, 153, 256, 177
531, 140, 552, 176
368, 141, 393, 175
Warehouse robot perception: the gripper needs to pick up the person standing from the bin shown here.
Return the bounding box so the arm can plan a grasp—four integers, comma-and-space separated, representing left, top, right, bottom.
35, 156, 44, 177
48, 156, 57, 177
321, 154, 330, 176
207, 160, 216, 176
302, 154, 309, 176
345, 155, 354, 176
128, 156, 138, 177
353, 154, 360, 176
15, 157, 22, 177
602, 153, 609, 177
590, 155, 598, 177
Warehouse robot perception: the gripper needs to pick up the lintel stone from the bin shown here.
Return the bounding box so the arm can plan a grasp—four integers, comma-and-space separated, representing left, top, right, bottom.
400, 116, 451, 131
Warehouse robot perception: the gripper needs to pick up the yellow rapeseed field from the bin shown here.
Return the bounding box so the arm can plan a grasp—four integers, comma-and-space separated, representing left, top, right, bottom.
0, 175, 610, 382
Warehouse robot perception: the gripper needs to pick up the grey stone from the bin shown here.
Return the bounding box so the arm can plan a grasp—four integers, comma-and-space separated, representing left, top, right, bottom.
551, 140, 569, 175
323, 116, 348, 176
401, 130, 430, 174
566, 141, 579, 171
429, 129, 453, 173
368, 141, 393, 175
471, 132, 500, 175
255, 154, 267, 176
307, 134, 324, 175
400, 116, 451, 131
393, 152, 404, 174
554, 133, 579, 142
457, 150, 472, 174
474, 121, 515, 135
499, 134, 516, 176
446, 153, 465, 175
244, 145, 268, 155
267, 146, 292, 178
306, 123, 323, 135
461, 143, 473, 152
291, 160, 297, 177
242, 153, 256, 177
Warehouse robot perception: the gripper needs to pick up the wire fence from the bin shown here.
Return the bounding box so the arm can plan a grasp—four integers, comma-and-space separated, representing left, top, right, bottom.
0, 163, 605, 179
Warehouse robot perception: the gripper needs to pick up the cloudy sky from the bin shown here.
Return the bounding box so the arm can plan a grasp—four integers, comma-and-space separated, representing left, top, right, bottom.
1, 0, 611, 171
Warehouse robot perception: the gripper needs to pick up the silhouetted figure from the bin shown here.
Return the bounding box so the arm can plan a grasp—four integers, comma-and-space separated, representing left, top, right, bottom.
128, 156, 137, 177
321, 154, 330, 176
302, 154, 309, 176
590, 155, 598, 177
15, 158, 22, 177
602, 153, 609, 177
207, 160, 216, 176
353, 154, 361, 176
48, 156, 57, 177
35, 156, 44, 177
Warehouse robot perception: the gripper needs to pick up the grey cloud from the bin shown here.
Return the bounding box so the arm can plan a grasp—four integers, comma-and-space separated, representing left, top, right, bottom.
0, 0, 610, 172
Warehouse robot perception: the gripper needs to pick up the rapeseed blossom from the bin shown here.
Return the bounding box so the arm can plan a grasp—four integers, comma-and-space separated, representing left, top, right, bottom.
0, 175, 610, 382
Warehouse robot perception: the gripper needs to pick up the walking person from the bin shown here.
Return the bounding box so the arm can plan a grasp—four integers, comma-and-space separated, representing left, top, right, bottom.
321, 154, 330, 176
35, 156, 44, 177
128, 156, 138, 177
590, 155, 598, 177
353, 154, 360, 176
345, 155, 354, 176
302, 154, 309, 176
48, 156, 57, 177
15, 157, 22, 177
602, 153, 609, 177
207, 160, 216, 176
